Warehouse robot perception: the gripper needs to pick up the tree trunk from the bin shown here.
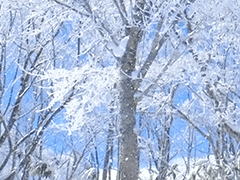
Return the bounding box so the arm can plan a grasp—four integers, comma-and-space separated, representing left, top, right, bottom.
103, 123, 114, 180
117, 27, 142, 180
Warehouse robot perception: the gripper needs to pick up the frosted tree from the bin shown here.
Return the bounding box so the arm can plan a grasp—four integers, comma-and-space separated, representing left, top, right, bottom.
176, 1, 240, 179
43, 0, 199, 179
0, 1, 77, 179
42, 0, 240, 179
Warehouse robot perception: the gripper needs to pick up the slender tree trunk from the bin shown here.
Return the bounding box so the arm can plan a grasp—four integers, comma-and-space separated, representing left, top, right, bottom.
155, 116, 172, 180
21, 156, 31, 180
95, 146, 99, 180
108, 143, 113, 180
103, 123, 114, 180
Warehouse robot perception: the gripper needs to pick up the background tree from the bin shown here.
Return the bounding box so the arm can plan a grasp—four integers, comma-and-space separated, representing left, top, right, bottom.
0, 1, 76, 179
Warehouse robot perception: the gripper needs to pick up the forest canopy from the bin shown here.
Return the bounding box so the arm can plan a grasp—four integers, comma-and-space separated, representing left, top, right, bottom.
0, 0, 240, 180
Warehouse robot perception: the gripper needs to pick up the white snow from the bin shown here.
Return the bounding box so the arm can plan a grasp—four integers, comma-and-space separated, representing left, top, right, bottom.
107, 36, 129, 57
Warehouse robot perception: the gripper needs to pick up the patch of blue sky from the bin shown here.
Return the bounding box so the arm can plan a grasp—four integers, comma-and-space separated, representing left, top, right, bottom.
170, 117, 209, 161
55, 20, 109, 69
173, 84, 191, 108
43, 129, 71, 154
56, 21, 73, 43
1, 64, 21, 114
43, 110, 74, 154
50, 20, 83, 68
178, 21, 188, 37
145, 21, 159, 41
170, 117, 189, 157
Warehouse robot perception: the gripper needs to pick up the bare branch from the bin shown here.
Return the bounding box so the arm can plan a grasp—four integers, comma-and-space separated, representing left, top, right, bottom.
53, 0, 91, 17
112, 0, 128, 25
138, 16, 166, 79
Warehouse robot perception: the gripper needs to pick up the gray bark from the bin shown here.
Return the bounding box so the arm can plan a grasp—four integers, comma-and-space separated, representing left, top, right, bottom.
117, 2, 166, 178
4, 171, 15, 180
155, 120, 172, 180
102, 123, 114, 180
117, 26, 142, 180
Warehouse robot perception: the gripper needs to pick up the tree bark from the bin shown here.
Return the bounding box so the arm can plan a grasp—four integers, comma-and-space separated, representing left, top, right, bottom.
103, 123, 114, 180
117, 27, 142, 180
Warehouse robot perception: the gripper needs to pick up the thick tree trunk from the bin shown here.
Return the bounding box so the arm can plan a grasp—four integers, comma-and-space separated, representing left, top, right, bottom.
117, 27, 142, 180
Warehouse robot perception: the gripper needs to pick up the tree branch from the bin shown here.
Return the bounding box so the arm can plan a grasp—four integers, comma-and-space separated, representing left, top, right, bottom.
137, 16, 166, 79
53, 0, 91, 17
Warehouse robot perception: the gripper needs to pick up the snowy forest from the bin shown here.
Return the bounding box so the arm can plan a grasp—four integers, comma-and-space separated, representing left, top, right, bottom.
1, 0, 240, 179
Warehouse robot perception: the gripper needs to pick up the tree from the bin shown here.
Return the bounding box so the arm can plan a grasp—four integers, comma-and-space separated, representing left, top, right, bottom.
0, 1, 74, 179
42, 0, 201, 179
45, 0, 204, 179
